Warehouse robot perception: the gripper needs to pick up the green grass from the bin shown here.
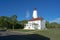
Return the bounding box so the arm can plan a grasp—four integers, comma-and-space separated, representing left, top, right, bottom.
33, 28, 60, 40
0, 27, 4, 30
8, 29, 35, 32
8, 28, 60, 40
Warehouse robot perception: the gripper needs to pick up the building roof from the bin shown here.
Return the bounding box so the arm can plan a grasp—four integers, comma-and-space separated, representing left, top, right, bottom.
29, 17, 43, 21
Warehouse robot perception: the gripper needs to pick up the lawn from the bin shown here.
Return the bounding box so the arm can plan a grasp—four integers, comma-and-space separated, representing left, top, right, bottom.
33, 28, 60, 40
8, 28, 60, 40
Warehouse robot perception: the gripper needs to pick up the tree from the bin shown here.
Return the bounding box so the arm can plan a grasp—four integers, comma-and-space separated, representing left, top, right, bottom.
18, 20, 28, 29
0, 16, 9, 29
50, 22, 59, 28
8, 15, 17, 30
45, 21, 50, 28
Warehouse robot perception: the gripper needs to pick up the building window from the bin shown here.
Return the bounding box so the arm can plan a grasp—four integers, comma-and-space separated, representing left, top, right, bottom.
26, 25, 28, 26
30, 25, 31, 26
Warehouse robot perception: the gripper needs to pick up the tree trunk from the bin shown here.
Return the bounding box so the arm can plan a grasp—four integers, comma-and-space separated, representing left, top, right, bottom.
13, 24, 14, 31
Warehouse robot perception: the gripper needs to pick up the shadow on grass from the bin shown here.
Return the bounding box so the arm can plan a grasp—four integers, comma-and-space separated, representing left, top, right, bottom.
0, 34, 50, 40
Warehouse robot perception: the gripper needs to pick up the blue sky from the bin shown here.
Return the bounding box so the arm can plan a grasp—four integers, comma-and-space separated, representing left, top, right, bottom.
0, 0, 60, 23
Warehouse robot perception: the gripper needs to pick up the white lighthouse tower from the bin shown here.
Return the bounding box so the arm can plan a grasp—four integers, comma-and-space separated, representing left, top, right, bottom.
24, 8, 46, 30
33, 8, 38, 18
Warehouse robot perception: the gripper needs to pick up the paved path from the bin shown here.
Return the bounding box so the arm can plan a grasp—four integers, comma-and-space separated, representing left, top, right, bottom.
0, 31, 50, 40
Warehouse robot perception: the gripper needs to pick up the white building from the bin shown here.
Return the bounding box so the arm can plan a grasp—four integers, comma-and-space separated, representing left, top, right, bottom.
24, 8, 46, 30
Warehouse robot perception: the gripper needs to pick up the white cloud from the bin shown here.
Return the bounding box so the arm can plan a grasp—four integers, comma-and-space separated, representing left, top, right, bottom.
50, 18, 60, 24
25, 10, 30, 18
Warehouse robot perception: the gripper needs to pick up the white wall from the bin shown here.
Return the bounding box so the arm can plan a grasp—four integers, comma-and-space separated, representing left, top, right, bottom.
24, 20, 46, 30
28, 20, 42, 30
41, 20, 46, 30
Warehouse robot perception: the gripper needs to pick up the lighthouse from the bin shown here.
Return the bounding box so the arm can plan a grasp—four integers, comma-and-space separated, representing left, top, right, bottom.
24, 8, 46, 30
33, 8, 38, 18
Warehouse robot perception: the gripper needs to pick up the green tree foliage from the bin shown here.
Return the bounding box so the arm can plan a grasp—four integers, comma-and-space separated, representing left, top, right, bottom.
0, 15, 28, 29
45, 21, 50, 28
45, 21, 60, 28
0, 16, 9, 29
50, 22, 60, 28
18, 20, 28, 29
8, 15, 17, 30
